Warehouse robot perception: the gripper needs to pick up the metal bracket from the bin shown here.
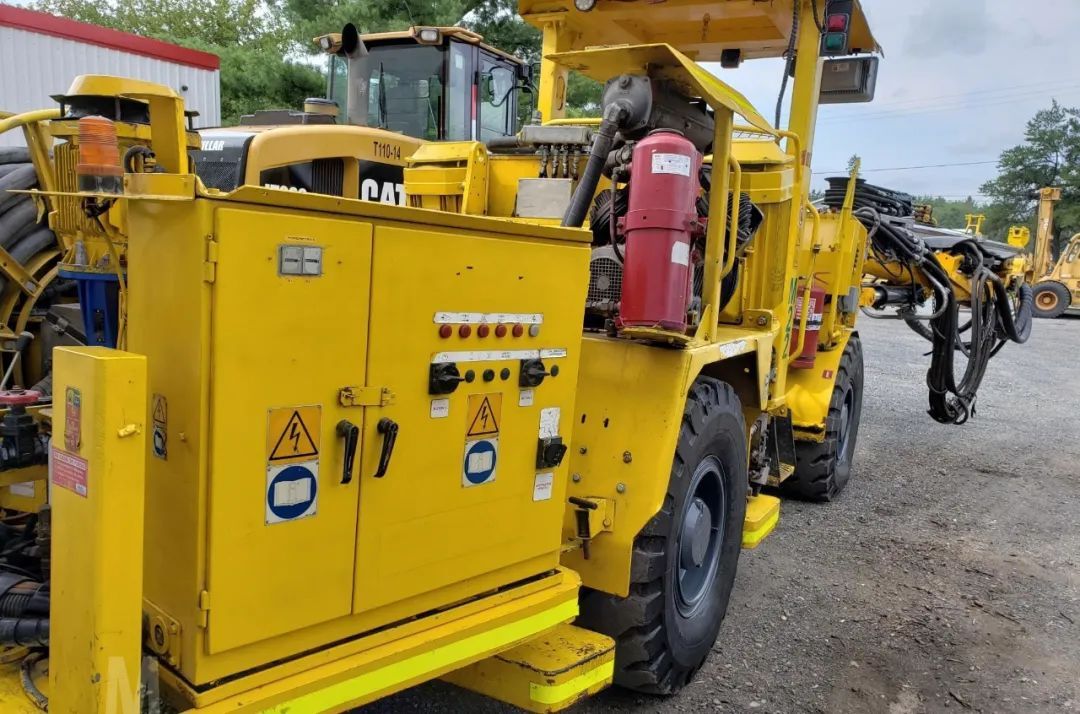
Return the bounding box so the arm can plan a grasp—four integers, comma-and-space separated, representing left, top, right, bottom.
144, 600, 182, 668
0, 244, 40, 296
568, 496, 614, 559
339, 385, 394, 407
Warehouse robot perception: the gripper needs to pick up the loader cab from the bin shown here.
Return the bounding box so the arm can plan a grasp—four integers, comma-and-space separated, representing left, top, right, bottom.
320, 25, 528, 142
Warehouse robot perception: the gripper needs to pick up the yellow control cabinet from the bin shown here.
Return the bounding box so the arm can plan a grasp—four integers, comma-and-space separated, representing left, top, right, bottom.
126, 188, 591, 685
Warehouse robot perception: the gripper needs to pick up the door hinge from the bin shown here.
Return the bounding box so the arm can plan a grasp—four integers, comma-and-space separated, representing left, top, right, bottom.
203, 238, 219, 283
197, 590, 211, 628
339, 386, 394, 407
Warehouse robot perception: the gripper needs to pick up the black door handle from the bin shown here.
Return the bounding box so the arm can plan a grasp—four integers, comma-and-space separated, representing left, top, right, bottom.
373, 417, 399, 478
336, 419, 360, 484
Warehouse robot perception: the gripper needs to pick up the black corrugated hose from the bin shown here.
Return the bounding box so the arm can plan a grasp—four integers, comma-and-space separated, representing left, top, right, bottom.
855, 207, 1033, 424
562, 102, 624, 228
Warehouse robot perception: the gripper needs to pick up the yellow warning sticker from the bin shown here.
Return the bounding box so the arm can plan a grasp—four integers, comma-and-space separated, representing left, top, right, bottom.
267, 406, 321, 464
466, 393, 502, 437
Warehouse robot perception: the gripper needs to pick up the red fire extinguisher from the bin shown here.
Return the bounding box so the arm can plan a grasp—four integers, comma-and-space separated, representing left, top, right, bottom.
618, 130, 703, 332
790, 279, 826, 369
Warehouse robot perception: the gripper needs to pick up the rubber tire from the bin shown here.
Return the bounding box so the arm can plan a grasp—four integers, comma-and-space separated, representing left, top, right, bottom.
578, 377, 748, 695
782, 335, 864, 502
1032, 281, 1071, 319
0, 148, 30, 165
0, 165, 37, 214
0, 197, 38, 249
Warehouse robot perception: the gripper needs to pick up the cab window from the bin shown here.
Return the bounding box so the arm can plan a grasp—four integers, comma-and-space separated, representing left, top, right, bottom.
478, 55, 517, 141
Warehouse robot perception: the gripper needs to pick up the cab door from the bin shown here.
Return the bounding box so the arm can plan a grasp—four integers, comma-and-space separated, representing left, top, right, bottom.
205, 207, 372, 653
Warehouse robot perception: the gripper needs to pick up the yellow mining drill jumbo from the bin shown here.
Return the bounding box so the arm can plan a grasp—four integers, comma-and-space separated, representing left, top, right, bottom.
0, 1, 1035, 712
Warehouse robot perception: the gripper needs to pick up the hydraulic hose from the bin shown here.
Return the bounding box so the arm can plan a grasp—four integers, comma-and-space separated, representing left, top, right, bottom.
562, 103, 623, 228
856, 208, 1030, 425
0, 574, 48, 618
0, 618, 48, 647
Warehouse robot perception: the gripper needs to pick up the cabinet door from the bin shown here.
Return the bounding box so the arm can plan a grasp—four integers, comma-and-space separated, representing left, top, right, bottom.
353, 224, 586, 617
206, 208, 372, 653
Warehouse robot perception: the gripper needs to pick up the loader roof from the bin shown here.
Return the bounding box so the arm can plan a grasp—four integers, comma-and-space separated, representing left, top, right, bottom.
519, 0, 879, 62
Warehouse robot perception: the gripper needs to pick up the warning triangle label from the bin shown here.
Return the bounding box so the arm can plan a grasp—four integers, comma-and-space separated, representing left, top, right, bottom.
467, 395, 501, 437
269, 410, 319, 462
152, 395, 167, 425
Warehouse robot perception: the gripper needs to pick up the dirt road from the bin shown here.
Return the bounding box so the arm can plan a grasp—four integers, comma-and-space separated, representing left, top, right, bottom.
371, 315, 1080, 713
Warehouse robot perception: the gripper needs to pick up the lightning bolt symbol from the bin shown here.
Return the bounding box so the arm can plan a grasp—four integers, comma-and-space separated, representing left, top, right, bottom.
289, 422, 301, 452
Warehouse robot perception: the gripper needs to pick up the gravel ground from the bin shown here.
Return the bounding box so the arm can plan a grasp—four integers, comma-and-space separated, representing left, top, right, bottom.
368, 314, 1080, 714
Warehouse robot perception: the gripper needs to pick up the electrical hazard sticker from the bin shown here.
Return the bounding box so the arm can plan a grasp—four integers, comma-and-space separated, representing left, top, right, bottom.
267, 406, 321, 464
152, 393, 167, 460
466, 393, 501, 437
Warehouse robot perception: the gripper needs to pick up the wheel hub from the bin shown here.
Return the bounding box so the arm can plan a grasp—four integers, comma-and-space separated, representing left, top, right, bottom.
1037, 292, 1059, 309
837, 387, 855, 465
675, 456, 726, 617
681, 498, 712, 568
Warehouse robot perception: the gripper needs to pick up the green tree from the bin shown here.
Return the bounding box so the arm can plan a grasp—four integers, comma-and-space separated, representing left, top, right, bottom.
913, 195, 980, 231
33, 0, 603, 123
980, 100, 1080, 255
846, 154, 861, 176
33, 0, 322, 124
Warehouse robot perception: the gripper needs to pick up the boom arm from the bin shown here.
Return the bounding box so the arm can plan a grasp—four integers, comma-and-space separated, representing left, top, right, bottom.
1033, 187, 1062, 278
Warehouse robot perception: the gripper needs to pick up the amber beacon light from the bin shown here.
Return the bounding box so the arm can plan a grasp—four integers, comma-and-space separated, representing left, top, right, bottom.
76, 116, 123, 194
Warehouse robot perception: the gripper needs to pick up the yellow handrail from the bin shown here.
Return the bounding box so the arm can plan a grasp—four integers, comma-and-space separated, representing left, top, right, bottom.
789, 201, 821, 364
720, 155, 741, 280
0, 109, 60, 136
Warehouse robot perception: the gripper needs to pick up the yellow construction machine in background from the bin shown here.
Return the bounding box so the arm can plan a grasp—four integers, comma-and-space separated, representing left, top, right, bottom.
1014, 187, 1080, 318
0, 1, 1037, 712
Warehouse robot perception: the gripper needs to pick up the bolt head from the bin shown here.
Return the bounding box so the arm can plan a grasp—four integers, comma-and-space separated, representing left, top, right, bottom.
622, 450, 633, 463
616, 482, 626, 493
579, 446, 588, 454
572, 473, 582, 483
756, 315, 768, 326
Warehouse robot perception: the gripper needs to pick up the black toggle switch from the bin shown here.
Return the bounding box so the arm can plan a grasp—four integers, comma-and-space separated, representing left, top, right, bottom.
520, 358, 558, 388
429, 362, 466, 395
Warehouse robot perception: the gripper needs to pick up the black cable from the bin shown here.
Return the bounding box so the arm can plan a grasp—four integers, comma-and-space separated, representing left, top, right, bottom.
810, 0, 825, 33
774, 0, 801, 128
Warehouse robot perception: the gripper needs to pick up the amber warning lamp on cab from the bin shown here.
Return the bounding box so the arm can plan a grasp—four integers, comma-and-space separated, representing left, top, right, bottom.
75, 116, 123, 194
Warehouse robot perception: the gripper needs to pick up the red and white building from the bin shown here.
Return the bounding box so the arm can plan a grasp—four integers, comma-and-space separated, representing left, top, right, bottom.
0, 4, 220, 146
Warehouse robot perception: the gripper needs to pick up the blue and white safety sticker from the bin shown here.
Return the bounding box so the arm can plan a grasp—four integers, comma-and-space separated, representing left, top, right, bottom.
266, 460, 318, 524
463, 438, 498, 487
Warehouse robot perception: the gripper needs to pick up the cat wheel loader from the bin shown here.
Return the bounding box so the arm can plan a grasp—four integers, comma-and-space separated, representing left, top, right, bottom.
0, 1, 1034, 712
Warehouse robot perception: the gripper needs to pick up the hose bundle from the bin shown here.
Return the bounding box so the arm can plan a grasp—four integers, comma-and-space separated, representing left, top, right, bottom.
0, 149, 56, 297
856, 207, 1033, 424
826, 177, 914, 217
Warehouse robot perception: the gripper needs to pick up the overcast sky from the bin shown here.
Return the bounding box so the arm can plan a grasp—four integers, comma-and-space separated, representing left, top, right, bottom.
710, 0, 1080, 200
10, 0, 1078, 200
